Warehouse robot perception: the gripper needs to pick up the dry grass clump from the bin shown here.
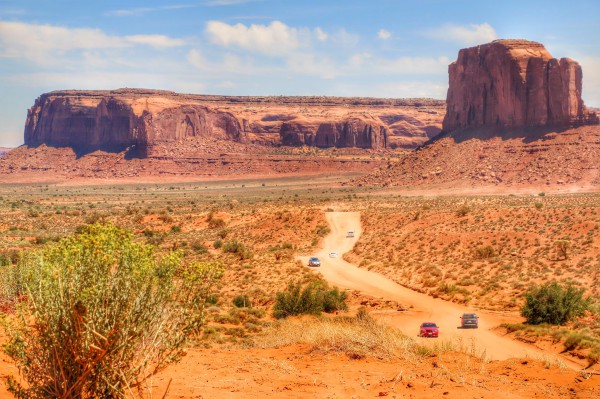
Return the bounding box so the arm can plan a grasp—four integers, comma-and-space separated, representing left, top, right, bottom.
253, 310, 421, 361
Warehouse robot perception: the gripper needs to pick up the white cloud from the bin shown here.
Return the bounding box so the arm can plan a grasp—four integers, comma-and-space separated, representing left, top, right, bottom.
106, 5, 197, 17
0, 21, 185, 65
378, 29, 391, 40
205, 20, 308, 56
125, 35, 185, 48
426, 22, 497, 46
314, 27, 328, 42
187, 49, 207, 69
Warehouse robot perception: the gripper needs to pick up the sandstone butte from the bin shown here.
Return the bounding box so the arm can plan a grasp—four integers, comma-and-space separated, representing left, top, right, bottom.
353, 39, 600, 190
443, 39, 599, 132
23, 89, 444, 152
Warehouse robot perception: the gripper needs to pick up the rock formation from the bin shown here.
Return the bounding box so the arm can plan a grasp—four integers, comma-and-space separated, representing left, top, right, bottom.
25, 90, 244, 151
23, 89, 444, 152
443, 39, 599, 132
280, 116, 388, 149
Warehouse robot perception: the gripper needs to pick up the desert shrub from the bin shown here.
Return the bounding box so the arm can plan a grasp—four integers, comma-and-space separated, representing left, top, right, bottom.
0, 250, 18, 266
273, 281, 325, 319
321, 286, 348, 313
273, 281, 347, 319
314, 224, 331, 237
555, 240, 570, 260
223, 239, 253, 260
521, 281, 592, 325
456, 205, 471, 217
233, 295, 253, 308
208, 218, 226, 229
475, 245, 496, 259
2, 223, 223, 399
213, 239, 223, 249
191, 241, 208, 254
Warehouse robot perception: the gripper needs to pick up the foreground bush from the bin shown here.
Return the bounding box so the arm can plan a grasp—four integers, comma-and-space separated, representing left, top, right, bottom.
273, 280, 347, 319
2, 223, 222, 399
521, 281, 592, 325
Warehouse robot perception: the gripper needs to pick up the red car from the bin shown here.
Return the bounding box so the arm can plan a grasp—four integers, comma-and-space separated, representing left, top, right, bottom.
419, 322, 439, 338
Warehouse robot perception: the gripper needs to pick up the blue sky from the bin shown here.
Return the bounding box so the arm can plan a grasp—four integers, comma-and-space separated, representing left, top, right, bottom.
0, 0, 598, 147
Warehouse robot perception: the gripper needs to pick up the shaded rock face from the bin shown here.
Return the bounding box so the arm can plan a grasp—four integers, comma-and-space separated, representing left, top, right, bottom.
25, 92, 243, 151
280, 117, 388, 149
443, 39, 598, 132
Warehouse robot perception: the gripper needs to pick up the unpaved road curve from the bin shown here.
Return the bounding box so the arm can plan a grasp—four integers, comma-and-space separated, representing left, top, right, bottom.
301, 211, 578, 366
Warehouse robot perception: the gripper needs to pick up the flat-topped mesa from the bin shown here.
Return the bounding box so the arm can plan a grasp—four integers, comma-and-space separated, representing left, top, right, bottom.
24, 90, 245, 151
23, 89, 444, 152
443, 39, 599, 132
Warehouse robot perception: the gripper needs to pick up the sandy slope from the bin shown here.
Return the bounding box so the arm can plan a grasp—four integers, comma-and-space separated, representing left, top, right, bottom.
302, 211, 582, 367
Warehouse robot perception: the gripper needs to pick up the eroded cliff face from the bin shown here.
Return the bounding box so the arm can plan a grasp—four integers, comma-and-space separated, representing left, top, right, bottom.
280, 116, 388, 149
25, 90, 244, 151
443, 39, 598, 132
24, 89, 445, 152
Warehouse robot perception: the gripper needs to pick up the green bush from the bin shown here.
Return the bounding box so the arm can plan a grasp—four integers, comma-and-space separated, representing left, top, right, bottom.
233, 295, 253, 308
2, 223, 223, 399
273, 280, 347, 319
521, 281, 592, 325
223, 239, 253, 260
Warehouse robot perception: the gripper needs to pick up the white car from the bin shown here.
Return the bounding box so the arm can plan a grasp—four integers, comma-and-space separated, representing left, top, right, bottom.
329, 252, 338, 258
346, 231, 355, 238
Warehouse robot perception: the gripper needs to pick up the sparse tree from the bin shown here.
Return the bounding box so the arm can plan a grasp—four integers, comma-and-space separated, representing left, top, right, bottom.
555, 240, 570, 260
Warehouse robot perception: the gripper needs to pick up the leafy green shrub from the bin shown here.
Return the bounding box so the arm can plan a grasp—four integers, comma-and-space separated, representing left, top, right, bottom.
2, 223, 223, 399
213, 239, 223, 249
521, 282, 592, 325
322, 286, 348, 313
233, 295, 253, 308
273, 280, 347, 319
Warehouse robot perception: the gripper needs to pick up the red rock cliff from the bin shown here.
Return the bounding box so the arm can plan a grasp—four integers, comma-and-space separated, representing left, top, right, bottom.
24, 89, 445, 151
443, 39, 598, 132
25, 89, 244, 151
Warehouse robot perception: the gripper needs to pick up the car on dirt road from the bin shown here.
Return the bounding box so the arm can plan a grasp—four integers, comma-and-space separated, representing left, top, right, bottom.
419, 322, 439, 337
308, 257, 321, 267
460, 313, 479, 328
346, 230, 355, 238
329, 252, 337, 258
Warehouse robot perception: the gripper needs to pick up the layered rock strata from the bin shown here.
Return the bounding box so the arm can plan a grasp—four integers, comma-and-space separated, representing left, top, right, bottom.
443, 39, 598, 132
24, 89, 444, 152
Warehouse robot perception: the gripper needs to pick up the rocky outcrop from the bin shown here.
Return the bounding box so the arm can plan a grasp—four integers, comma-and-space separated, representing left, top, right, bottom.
280, 116, 388, 149
443, 39, 599, 132
24, 89, 445, 152
25, 90, 243, 151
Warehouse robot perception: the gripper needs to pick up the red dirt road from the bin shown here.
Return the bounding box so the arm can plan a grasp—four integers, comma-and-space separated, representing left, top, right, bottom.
301, 211, 581, 367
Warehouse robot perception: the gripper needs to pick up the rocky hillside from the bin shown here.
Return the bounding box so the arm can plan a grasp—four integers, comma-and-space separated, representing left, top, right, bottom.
0, 148, 11, 157
24, 89, 444, 153
443, 39, 598, 131
353, 125, 600, 189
